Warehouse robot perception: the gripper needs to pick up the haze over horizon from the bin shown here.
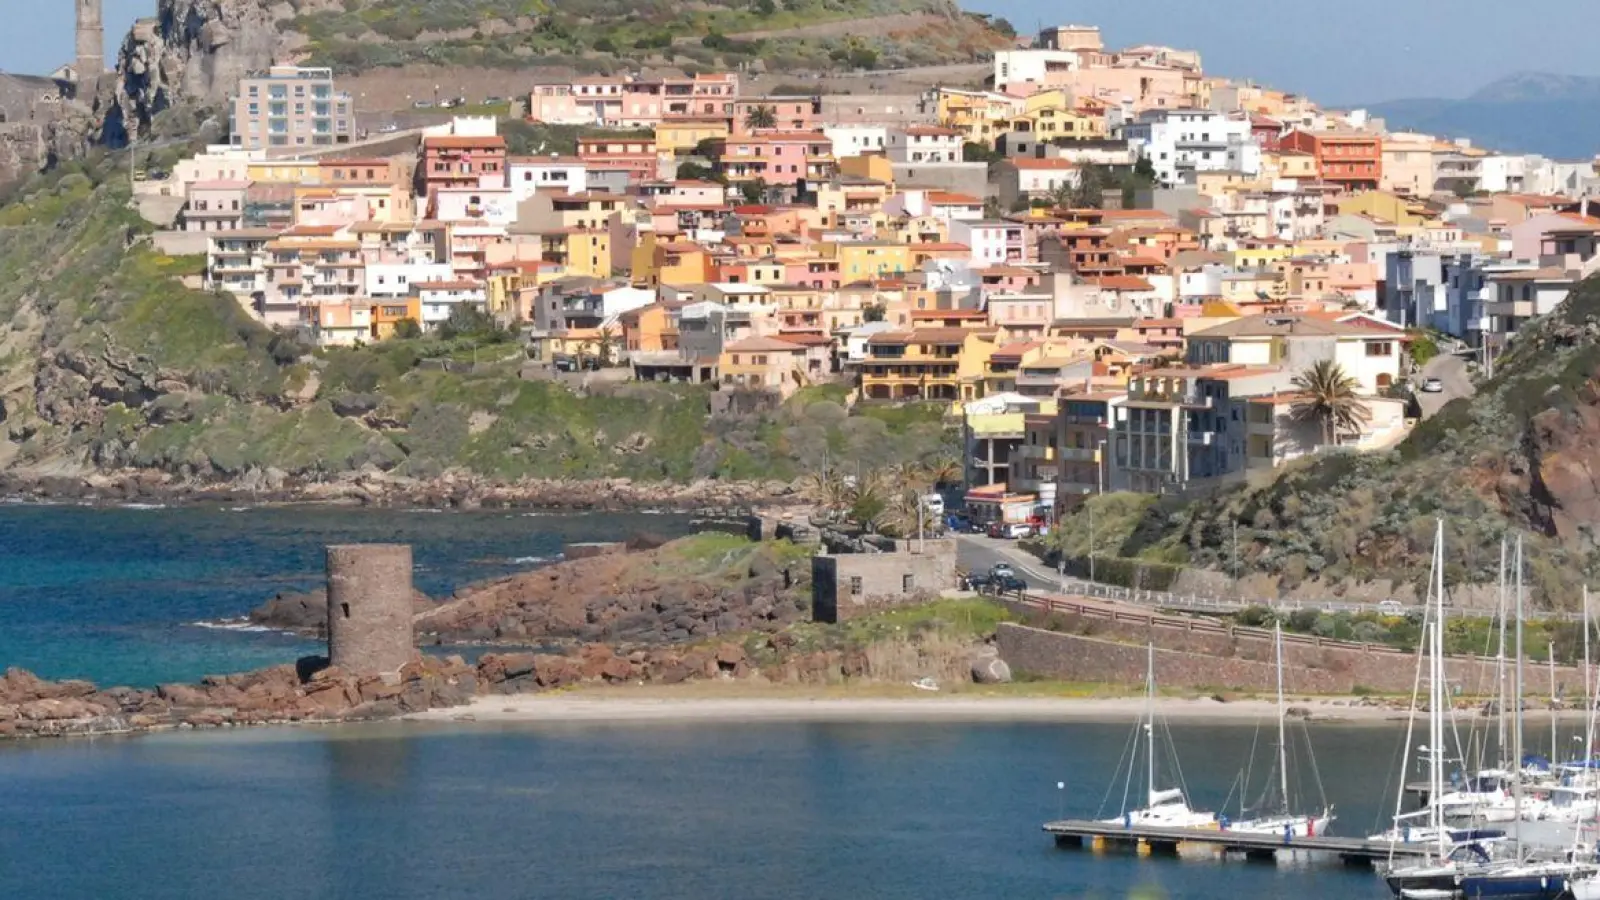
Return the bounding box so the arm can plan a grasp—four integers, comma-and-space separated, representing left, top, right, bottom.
5, 0, 1600, 106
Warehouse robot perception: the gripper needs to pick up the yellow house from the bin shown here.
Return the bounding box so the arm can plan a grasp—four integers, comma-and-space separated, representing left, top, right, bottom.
655, 119, 729, 154
1234, 242, 1295, 270
247, 159, 320, 184
862, 327, 999, 402
936, 88, 1024, 146
830, 241, 912, 282
541, 230, 611, 279
838, 154, 894, 185
1263, 150, 1317, 181
1336, 191, 1433, 227
371, 297, 422, 340
1010, 91, 1107, 142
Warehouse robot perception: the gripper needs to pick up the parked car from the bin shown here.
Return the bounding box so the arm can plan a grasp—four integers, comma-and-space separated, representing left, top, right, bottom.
989, 574, 1028, 595
1376, 600, 1406, 615
1000, 523, 1034, 540
986, 521, 1004, 538
989, 563, 1015, 580
961, 572, 991, 592
1421, 377, 1445, 393
921, 494, 945, 516
378, 123, 401, 133
945, 514, 971, 533
412, 100, 434, 109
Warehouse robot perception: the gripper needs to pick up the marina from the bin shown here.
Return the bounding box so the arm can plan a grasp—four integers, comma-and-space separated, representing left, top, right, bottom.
1042, 818, 1431, 865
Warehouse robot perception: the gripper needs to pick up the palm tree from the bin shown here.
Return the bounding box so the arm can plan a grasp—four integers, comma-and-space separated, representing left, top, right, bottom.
1289, 360, 1371, 447
596, 326, 618, 367
798, 467, 851, 518
922, 455, 961, 490
744, 104, 777, 131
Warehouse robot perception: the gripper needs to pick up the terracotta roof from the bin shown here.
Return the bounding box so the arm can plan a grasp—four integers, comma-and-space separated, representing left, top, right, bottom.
1096, 275, 1155, 291
927, 191, 983, 205
910, 309, 988, 320
774, 332, 833, 346
1489, 267, 1574, 282
724, 336, 805, 352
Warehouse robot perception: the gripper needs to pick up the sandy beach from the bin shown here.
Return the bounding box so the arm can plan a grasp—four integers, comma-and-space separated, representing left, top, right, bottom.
404, 687, 1413, 726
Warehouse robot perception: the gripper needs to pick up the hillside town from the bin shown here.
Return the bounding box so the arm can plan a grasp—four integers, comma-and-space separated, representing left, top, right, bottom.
155, 24, 1600, 524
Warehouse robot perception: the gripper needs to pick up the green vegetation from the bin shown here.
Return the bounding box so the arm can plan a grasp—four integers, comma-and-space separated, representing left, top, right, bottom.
290, 0, 1010, 75
1107, 274, 1600, 607
0, 153, 958, 486
781, 596, 1014, 653
1233, 605, 1597, 666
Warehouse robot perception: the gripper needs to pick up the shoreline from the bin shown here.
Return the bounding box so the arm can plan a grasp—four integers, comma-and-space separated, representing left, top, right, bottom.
403, 686, 1418, 725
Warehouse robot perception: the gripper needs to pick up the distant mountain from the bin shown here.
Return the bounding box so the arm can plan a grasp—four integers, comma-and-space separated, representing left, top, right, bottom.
1366, 71, 1600, 159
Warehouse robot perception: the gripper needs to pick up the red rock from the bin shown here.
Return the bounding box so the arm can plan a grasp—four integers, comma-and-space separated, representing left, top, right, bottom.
600, 658, 634, 682
158, 683, 211, 707
716, 643, 746, 666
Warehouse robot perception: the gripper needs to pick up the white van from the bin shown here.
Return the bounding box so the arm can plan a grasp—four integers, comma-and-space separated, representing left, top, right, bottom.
922, 494, 945, 516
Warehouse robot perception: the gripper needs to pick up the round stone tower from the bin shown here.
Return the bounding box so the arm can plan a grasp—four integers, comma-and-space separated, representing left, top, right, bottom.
76, 0, 104, 84
326, 544, 415, 682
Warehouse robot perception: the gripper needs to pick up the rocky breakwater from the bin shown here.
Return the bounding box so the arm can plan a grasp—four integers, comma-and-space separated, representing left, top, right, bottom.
0, 656, 478, 739
0, 468, 799, 511
411, 535, 810, 644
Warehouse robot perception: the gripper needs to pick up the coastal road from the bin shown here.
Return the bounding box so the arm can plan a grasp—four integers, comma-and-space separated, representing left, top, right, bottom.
954, 534, 1061, 590
1415, 354, 1475, 419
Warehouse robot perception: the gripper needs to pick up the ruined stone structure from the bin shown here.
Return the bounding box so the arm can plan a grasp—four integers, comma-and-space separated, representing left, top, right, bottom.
326, 544, 417, 682
77, 0, 105, 86
811, 538, 957, 623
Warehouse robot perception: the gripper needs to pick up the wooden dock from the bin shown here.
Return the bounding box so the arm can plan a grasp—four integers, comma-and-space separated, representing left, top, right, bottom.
1044, 819, 1434, 866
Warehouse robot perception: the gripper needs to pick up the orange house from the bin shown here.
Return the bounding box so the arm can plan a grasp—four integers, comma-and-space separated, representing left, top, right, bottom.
371, 297, 423, 339
619, 302, 680, 355
1280, 130, 1382, 192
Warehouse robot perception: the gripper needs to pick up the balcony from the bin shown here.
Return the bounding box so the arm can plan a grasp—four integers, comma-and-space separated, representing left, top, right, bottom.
1186, 431, 1215, 446
1059, 447, 1101, 462
1486, 300, 1535, 318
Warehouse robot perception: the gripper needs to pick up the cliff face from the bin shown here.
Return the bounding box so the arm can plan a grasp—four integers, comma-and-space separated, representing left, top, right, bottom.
96, 0, 283, 145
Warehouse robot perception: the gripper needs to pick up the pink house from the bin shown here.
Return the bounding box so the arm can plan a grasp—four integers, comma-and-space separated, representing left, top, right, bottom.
731, 96, 820, 134
716, 132, 836, 188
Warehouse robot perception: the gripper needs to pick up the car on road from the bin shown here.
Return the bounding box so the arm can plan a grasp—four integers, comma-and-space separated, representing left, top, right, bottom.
1377, 600, 1406, 615
378, 123, 401, 133
989, 563, 1015, 580
412, 100, 434, 109
988, 574, 1028, 595
961, 571, 990, 592
1421, 377, 1445, 393
998, 523, 1034, 539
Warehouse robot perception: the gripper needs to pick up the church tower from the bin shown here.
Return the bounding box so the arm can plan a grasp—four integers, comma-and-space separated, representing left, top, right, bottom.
76, 0, 104, 84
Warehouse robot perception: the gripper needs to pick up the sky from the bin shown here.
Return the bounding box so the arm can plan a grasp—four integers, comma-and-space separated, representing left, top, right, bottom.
6, 0, 1600, 103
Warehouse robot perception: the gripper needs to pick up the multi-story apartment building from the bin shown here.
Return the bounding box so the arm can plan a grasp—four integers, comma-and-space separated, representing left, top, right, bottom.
1123, 108, 1257, 187
714, 132, 836, 188
1054, 390, 1122, 506
861, 328, 996, 402
886, 126, 962, 164
228, 66, 354, 150
416, 134, 507, 207
1279, 129, 1381, 192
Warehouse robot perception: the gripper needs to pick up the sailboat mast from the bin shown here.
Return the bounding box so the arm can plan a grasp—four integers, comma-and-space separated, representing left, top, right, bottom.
1586, 586, 1594, 769
1550, 642, 1558, 759
1498, 536, 1508, 764
1513, 534, 1525, 852
1146, 641, 1156, 805
1276, 621, 1289, 813
1430, 521, 1446, 858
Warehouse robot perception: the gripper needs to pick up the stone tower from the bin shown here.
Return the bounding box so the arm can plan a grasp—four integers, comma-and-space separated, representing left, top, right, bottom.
76, 0, 104, 84
325, 545, 416, 683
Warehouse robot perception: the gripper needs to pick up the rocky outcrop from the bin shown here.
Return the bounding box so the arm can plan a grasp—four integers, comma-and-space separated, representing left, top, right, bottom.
0, 634, 882, 740
96, 0, 284, 145
413, 540, 808, 644
249, 587, 436, 637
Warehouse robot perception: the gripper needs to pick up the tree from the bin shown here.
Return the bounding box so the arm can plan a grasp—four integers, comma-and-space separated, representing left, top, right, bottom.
596, 326, 618, 366
861, 303, 886, 323
752, 0, 777, 14
1289, 360, 1371, 447
675, 160, 720, 183
922, 455, 961, 488
799, 466, 851, 518
743, 104, 778, 131
738, 177, 767, 205
390, 318, 423, 340
962, 141, 1001, 163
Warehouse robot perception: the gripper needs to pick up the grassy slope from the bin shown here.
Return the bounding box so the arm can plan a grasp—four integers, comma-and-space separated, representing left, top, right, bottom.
0, 158, 957, 483
290, 0, 1011, 74
1076, 275, 1600, 605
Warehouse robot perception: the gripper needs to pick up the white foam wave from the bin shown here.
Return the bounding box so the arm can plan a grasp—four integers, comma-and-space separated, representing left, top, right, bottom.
509, 555, 555, 565
189, 618, 279, 634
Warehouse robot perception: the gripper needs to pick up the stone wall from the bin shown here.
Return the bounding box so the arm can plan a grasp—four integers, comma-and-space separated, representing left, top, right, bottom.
996, 619, 1588, 696
326, 544, 416, 682
812, 539, 957, 623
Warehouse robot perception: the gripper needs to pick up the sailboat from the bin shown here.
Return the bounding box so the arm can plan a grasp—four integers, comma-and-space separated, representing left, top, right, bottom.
1227, 621, 1334, 838
1099, 643, 1217, 830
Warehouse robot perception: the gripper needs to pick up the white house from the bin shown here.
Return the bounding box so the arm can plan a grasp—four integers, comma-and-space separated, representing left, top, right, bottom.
822, 124, 888, 159
950, 219, 1025, 267
508, 156, 589, 203
886, 125, 962, 164
433, 186, 517, 226
885, 188, 983, 222
1123, 108, 1257, 187
416, 279, 489, 327
993, 49, 1079, 94
366, 262, 454, 297
1002, 158, 1080, 207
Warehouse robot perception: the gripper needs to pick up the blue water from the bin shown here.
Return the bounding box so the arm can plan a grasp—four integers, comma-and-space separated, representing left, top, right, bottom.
0, 505, 697, 686
0, 719, 1407, 899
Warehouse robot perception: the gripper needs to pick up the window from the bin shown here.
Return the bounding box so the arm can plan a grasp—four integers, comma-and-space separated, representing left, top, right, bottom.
1366, 341, 1394, 357
849, 576, 863, 596
902, 574, 915, 593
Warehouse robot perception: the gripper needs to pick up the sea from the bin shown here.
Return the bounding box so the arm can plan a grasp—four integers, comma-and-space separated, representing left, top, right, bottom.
0, 506, 1412, 899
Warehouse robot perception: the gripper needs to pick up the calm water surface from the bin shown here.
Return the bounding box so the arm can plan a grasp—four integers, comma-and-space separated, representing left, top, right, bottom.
0, 505, 696, 686
0, 719, 1410, 899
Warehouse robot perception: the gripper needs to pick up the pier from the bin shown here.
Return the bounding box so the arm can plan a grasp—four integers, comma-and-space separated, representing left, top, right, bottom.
1044, 819, 1433, 866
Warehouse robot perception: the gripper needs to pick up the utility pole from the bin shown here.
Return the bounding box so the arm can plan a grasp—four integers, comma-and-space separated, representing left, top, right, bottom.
1232, 520, 1239, 599
1089, 500, 1096, 584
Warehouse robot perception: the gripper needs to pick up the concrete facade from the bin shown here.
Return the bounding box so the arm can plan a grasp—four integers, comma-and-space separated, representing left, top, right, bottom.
811, 539, 957, 623
326, 544, 416, 682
